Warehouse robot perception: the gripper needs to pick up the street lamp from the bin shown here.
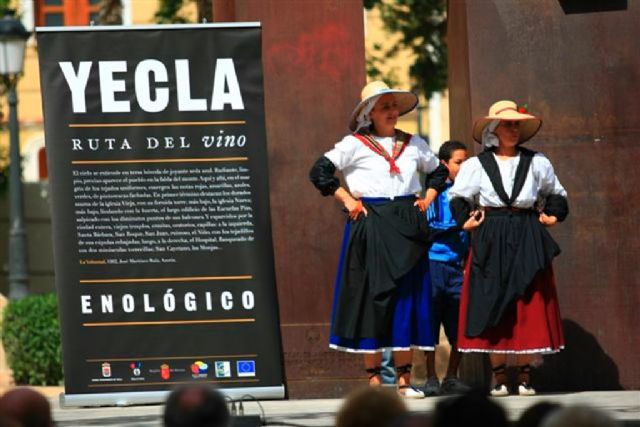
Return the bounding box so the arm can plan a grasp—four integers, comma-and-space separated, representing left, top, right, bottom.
0, 12, 30, 300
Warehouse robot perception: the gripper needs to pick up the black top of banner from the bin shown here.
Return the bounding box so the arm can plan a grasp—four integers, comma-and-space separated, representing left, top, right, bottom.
35, 22, 261, 33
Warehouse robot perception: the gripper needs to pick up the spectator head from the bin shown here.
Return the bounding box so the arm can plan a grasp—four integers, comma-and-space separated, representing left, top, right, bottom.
541, 405, 619, 427
0, 387, 53, 427
164, 385, 230, 427
389, 413, 433, 427
516, 402, 562, 427
0, 415, 21, 427
433, 390, 508, 427
336, 387, 407, 427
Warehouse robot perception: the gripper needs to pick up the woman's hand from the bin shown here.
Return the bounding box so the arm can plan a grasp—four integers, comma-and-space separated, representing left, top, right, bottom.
539, 213, 558, 227
462, 209, 485, 231
334, 187, 368, 221
344, 198, 367, 220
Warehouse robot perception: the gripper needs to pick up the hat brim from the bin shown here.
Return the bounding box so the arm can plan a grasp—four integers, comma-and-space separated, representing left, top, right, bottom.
348, 90, 418, 132
472, 113, 542, 144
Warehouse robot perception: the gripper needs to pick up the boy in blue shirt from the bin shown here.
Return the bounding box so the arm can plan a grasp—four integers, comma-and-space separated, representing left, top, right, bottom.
423, 140, 474, 396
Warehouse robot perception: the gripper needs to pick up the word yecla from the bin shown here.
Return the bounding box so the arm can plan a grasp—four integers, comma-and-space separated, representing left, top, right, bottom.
60, 58, 244, 113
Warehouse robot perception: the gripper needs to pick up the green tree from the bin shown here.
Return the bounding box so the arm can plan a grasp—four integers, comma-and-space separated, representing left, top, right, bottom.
0, 1, 11, 16
364, 0, 447, 99
155, 0, 213, 24
156, 0, 189, 24
2, 294, 63, 385
98, 0, 123, 25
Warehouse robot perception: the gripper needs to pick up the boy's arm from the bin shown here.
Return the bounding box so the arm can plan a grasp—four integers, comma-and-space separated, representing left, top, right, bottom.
415, 164, 449, 212
450, 197, 472, 228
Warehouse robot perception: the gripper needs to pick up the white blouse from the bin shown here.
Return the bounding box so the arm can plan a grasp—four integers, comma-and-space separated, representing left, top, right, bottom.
324, 134, 439, 198
448, 152, 567, 208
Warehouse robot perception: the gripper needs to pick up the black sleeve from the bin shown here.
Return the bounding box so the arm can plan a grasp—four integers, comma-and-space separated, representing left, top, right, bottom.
309, 156, 341, 196
450, 197, 472, 228
543, 194, 569, 222
425, 164, 449, 193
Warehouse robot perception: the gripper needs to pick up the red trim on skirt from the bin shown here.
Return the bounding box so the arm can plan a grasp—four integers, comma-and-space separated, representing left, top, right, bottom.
457, 251, 565, 353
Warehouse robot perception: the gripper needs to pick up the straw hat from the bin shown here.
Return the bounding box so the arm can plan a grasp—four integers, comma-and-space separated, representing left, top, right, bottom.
472, 100, 542, 143
348, 81, 419, 132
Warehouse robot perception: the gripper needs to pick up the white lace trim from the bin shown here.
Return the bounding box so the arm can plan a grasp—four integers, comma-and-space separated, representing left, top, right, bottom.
458, 345, 565, 355
329, 344, 435, 354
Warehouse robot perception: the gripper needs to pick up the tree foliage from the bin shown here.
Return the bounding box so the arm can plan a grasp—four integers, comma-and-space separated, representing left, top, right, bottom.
0, 1, 10, 16
98, 0, 123, 25
155, 0, 190, 24
365, 0, 447, 99
155, 0, 213, 24
2, 294, 63, 385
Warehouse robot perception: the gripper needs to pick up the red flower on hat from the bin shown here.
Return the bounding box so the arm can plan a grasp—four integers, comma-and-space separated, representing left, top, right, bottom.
517, 103, 529, 114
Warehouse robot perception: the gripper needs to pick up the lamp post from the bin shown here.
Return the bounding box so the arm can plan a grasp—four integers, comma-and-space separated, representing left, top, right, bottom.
0, 12, 30, 300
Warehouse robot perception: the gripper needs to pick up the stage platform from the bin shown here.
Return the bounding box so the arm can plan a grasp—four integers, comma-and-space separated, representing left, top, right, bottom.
48, 390, 639, 427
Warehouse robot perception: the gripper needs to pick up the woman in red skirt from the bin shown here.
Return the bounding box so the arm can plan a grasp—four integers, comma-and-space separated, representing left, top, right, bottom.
448, 100, 568, 396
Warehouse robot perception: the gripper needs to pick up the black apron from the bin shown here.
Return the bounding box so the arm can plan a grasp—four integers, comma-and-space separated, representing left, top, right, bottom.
331, 197, 430, 341
464, 148, 561, 337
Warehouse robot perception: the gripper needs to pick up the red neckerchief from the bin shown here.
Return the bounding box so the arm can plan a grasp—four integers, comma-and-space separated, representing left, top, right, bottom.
353, 129, 412, 174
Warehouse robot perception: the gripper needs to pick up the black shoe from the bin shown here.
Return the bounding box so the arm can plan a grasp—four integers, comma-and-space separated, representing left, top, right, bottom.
423, 376, 441, 396
518, 382, 536, 396
440, 377, 471, 395
490, 383, 509, 397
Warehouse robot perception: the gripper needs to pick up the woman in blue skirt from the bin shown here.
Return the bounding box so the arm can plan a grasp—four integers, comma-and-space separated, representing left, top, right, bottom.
309, 81, 447, 398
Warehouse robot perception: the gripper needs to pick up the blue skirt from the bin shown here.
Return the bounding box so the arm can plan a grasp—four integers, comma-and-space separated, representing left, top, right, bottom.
329, 212, 435, 353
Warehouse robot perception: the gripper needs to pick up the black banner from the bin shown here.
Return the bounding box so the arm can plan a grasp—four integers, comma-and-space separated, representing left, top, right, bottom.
36, 24, 284, 405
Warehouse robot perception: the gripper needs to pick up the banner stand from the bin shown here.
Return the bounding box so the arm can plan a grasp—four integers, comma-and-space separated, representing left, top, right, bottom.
59, 385, 285, 408
37, 23, 285, 406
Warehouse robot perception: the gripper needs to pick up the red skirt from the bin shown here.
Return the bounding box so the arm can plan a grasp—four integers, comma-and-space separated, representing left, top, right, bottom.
457, 252, 565, 354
